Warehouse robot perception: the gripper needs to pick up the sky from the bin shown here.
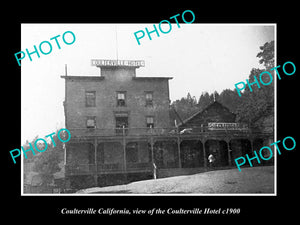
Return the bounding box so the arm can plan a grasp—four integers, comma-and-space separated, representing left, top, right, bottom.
21, 23, 275, 144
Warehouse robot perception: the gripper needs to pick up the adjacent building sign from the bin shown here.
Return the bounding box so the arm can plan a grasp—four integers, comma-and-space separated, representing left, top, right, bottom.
91, 59, 145, 67
208, 122, 248, 131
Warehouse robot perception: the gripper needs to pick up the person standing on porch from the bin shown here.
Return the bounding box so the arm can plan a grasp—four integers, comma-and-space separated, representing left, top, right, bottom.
208, 154, 215, 168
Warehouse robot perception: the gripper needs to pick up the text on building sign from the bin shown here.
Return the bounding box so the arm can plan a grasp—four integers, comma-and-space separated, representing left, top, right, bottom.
208, 123, 248, 131
91, 59, 145, 67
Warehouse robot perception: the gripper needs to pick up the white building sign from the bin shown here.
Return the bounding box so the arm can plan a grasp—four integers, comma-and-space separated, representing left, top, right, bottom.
91, 59, 145, 67
208, 122, 248, 131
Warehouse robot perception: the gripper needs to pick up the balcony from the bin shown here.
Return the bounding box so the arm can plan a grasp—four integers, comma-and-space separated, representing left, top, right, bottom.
67, 123, 257, 139
68, 127, 175, 137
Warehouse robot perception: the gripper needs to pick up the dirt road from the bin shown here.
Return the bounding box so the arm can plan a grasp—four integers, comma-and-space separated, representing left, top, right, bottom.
78, 166, 274, 194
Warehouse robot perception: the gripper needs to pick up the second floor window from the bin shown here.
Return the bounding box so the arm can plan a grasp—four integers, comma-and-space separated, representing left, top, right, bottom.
146, 116, 154, 128
85, 91, 96, 107
86, 116, 96, 128
117, 92, 126, 106
145, 92, 153, 106
115, 113, 129, 135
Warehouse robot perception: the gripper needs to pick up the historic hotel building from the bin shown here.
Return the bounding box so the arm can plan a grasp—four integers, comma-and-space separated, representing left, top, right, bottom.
61, 59, 273, 190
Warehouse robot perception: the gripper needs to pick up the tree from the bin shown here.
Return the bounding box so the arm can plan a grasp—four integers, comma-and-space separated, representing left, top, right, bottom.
171, 93, 200, 122
23, 135, 39, 163
31, 130, 65, 187
218, 89, 241, 113
213, 91, 219, 102
186, 92, 197, 107
256, 41, 274, 70
197, 92, 213, 112
235, 41, 274, 129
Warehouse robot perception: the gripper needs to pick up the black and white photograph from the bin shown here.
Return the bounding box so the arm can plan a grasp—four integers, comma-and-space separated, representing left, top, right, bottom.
21, 23, 276, 195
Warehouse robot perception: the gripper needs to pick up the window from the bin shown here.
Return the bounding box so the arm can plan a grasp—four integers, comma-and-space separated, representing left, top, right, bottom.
116, 92, 126, 107
145, 92, 153, 106
85, 91, 96, 107
86, 116, 96, 128
146, 116, 154, 128
115, 112, 129, 135
126, 142, 138, 163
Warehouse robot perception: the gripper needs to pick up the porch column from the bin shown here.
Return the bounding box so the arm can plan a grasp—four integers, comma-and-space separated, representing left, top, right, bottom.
150, 126, 156, 179
227, 139, 232, 166
150, 126, 154, 164
202, 139, 207, 168
94, 138, 98, 186
250, 138, 255, 155
64, 142, 67, 165
122, 125, 127, 172
176, 127, 182, 168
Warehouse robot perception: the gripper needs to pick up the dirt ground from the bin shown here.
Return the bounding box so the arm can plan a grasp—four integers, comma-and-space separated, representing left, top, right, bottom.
77, 166, 275, 194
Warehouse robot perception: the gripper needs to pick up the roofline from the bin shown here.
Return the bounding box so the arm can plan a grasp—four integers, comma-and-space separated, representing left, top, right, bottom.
177, 101, 235, 127
177, 109, 202, 127
60, 76, 105, 80
60, 76, 173, 80
132, 77, 173, 80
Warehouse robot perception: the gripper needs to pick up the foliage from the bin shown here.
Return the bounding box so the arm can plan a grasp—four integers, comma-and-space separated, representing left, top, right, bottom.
171, 92, 200, 122
256, 40, 274, 70
236, 41, 274, 127
171, 92, 217, 122
171, 41, 274, 130
23, 129, 65, 187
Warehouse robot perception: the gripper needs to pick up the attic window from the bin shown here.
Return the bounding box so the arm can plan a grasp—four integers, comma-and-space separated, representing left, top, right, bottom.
117, 92, 126, 106
85, 91, 96, 107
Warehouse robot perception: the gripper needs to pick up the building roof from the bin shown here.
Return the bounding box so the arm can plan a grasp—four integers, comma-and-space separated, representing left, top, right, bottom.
133, 77, 173, 80
178, 101, 236, 127
60, 76, 105, 80
61, 76, 173, 80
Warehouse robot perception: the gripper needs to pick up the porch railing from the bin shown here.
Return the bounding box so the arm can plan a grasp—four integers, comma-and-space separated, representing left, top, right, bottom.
65, 162, 153, 175
66, 123, 271, 138
67, 126, 273, 141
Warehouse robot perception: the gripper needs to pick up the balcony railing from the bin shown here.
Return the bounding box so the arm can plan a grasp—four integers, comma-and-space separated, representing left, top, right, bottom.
65, 162, 153, 175
66, 123, 268, 138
